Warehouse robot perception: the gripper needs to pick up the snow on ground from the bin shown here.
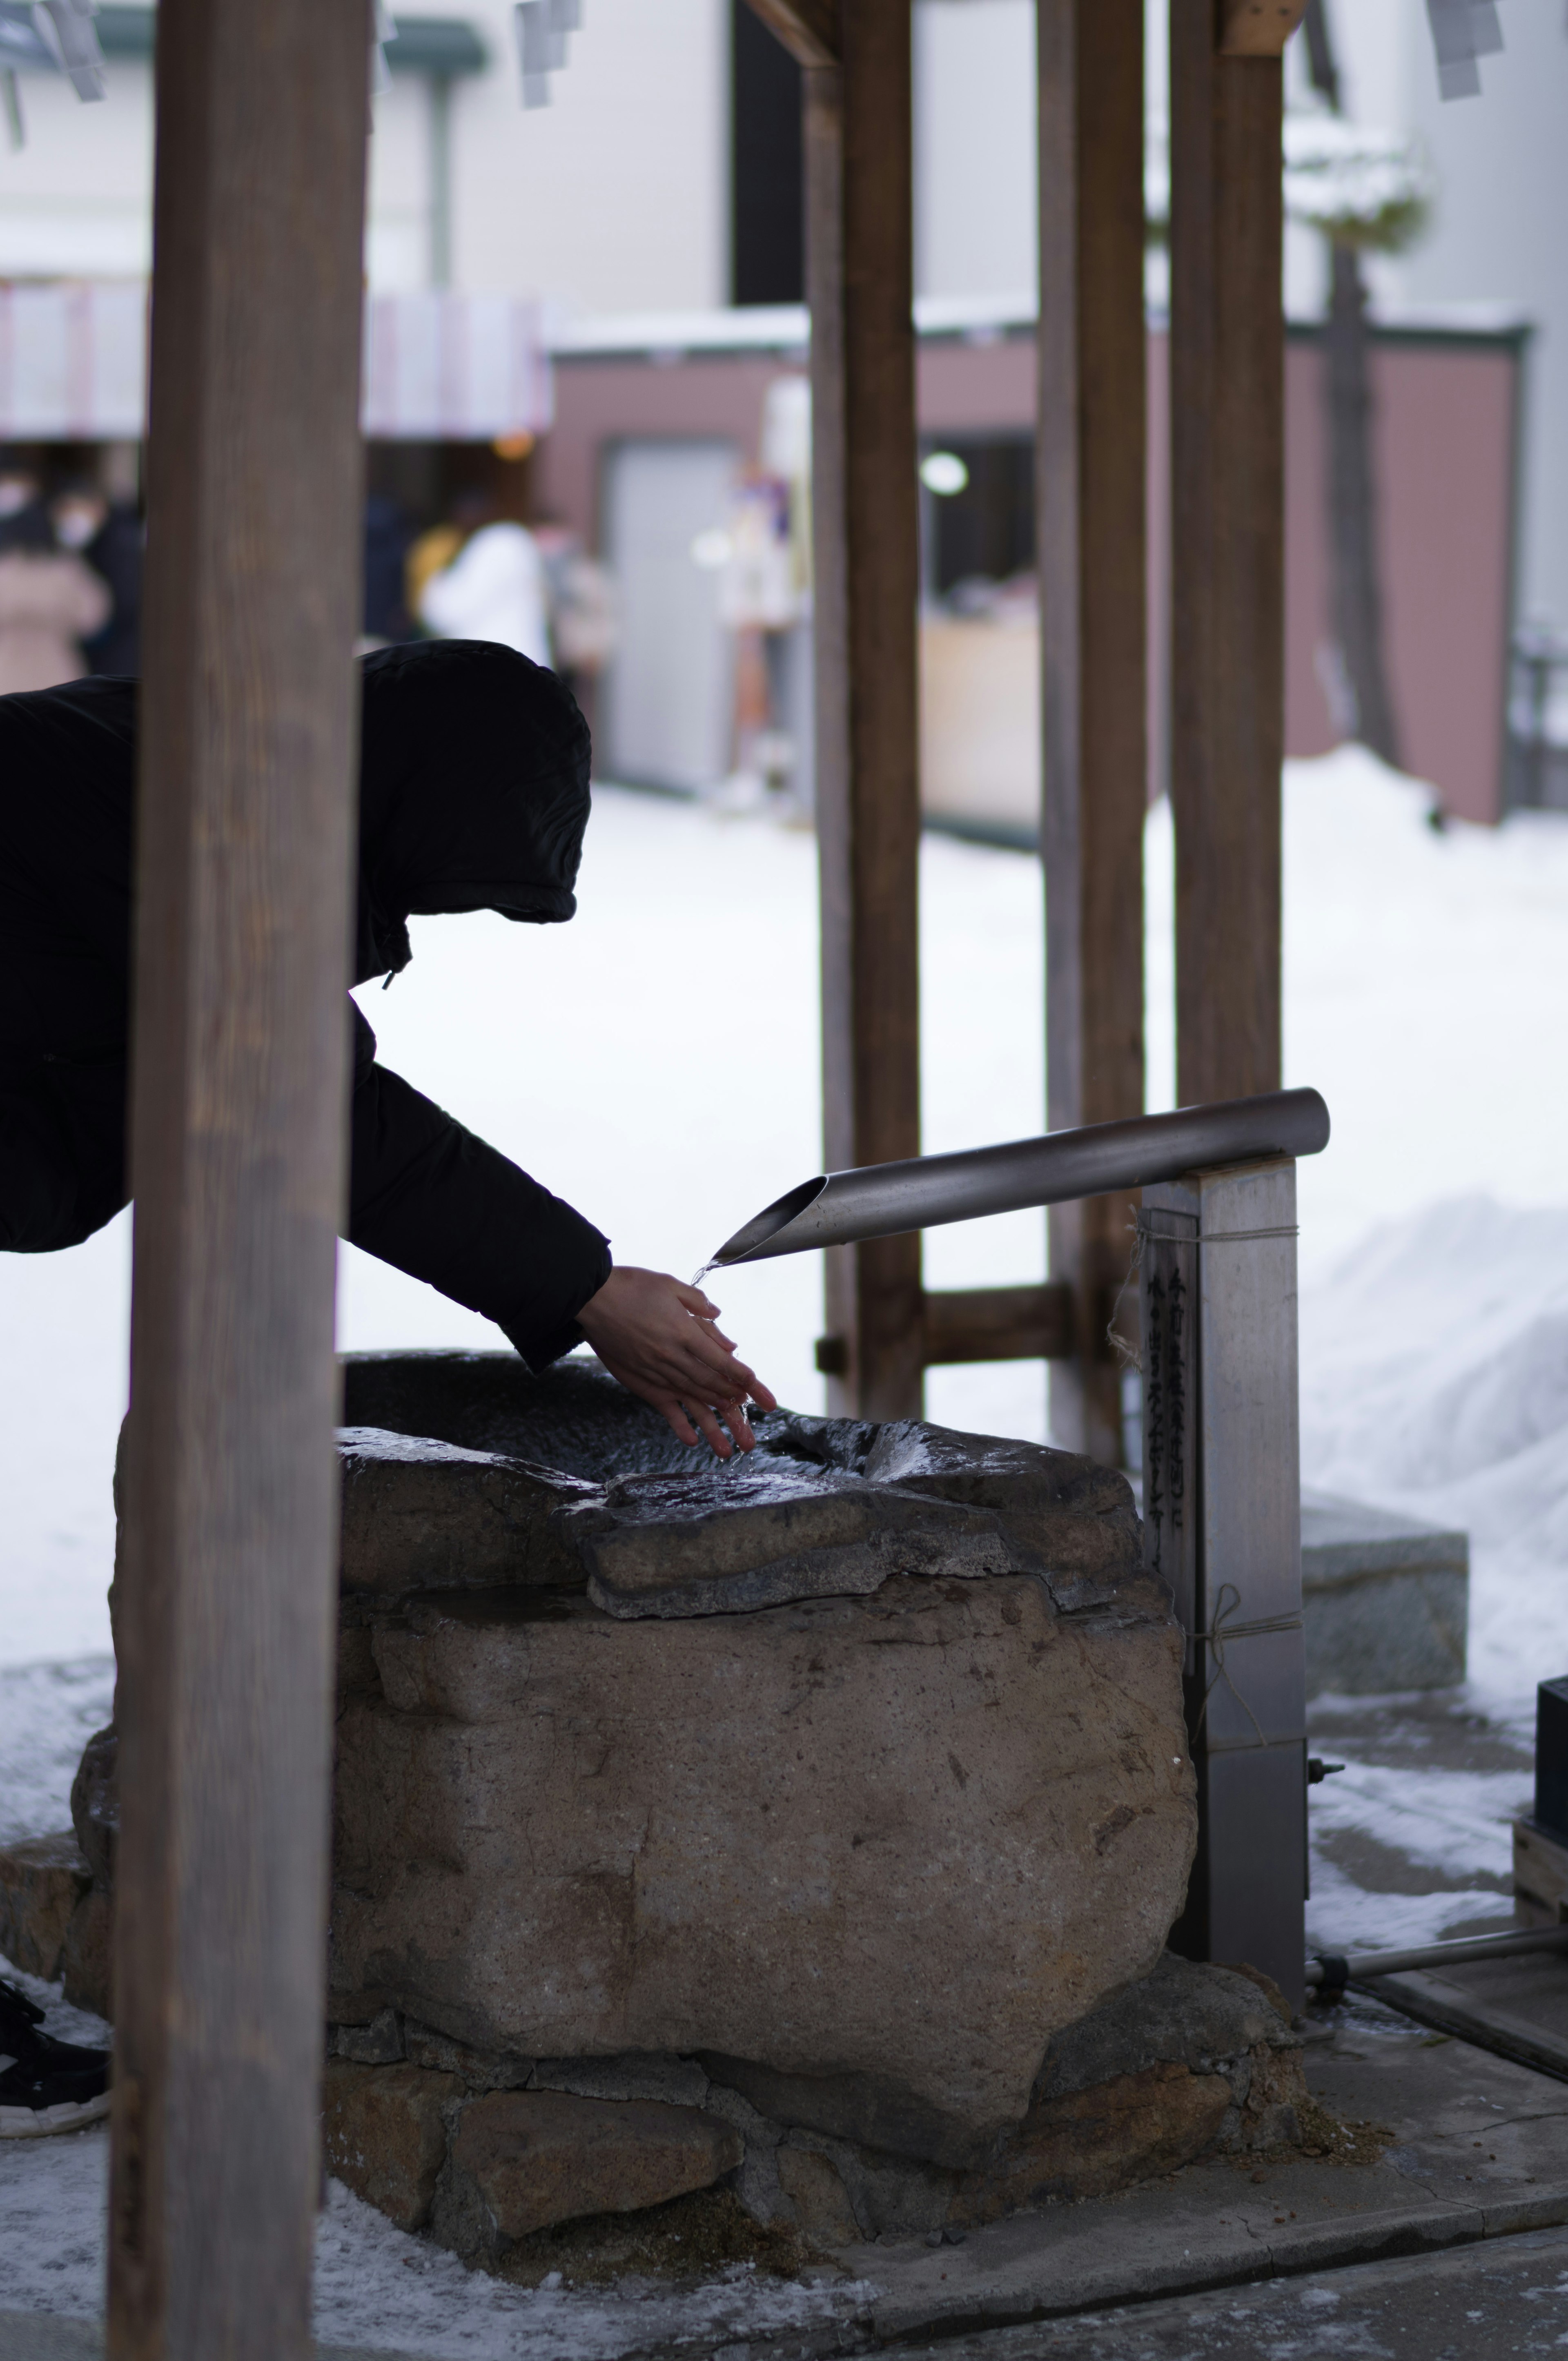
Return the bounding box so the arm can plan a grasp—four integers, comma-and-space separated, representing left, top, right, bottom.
3, 748, 1568, 2340
0, 2122, 873, 2356
0, 1658, 114, 1850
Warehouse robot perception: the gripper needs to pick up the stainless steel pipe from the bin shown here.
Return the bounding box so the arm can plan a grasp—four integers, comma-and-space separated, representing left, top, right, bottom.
712, 1088, 1331, 1266
1306, 1924, 1568, 1990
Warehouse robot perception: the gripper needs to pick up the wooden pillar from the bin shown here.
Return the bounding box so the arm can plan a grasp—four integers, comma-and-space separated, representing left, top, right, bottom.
1169, 0, 1289, 1106
109, 2, 369, 2353
1037, 0, 1147, 1464
802, 0, 922, 1422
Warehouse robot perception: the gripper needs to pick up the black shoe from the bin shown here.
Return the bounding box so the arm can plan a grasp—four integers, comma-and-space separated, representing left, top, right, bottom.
0, 1976, 111, 2138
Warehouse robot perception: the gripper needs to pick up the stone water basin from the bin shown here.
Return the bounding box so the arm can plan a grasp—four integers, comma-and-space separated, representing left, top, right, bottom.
332, 1354, 1198, 2175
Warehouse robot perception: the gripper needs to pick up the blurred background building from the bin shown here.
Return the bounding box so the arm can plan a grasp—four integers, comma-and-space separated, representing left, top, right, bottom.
0, 0, 1564, 816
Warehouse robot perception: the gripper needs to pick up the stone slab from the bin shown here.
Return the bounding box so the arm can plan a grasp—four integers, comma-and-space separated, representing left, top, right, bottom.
337, 1427, 595, 1597
330, 1574, 1194, 2163
322, 2059, 459, 2233
0, 1832, 90, 1982
1300, 1485, 1468, 1695
438, 2089, 742, 2248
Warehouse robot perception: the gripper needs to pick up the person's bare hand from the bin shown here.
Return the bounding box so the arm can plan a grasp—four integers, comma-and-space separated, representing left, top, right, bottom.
577, 1265, 778, 1458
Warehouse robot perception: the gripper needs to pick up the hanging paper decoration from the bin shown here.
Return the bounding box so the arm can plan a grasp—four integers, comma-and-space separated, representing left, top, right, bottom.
30, 0, 105, 100
1424, 0, 1504, 100
514, 0, 582, 110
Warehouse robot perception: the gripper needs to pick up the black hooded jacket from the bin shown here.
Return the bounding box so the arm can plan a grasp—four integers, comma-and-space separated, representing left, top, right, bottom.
0, 638, 612, 1368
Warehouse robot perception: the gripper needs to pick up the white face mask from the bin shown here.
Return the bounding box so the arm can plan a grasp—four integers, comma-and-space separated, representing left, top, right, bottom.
53, 501, 104, 551
0, 479, 36, 518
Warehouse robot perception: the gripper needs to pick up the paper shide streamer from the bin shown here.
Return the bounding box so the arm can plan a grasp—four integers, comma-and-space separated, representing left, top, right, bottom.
514, 0, 583, 110
1424, 0, 1505, 100
0, 0, 102, 151
0, 2, 398, 145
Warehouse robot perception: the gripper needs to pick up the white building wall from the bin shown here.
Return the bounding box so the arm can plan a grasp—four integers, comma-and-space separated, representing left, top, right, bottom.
0, 0, 729, 319
913, 0, 1035, 303
0, 62, 153, 278
441, 0, 728, 317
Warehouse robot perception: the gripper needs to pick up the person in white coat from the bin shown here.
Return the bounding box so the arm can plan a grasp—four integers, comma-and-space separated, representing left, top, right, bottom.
418, 515, 552, 668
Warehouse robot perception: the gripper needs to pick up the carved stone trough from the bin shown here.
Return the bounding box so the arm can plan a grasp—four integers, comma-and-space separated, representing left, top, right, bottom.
318, 1355, 1303, 2254
15, 1351, 1308, 2262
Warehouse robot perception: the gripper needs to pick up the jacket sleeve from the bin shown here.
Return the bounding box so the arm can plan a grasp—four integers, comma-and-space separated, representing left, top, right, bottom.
346, 1005, 611, 1371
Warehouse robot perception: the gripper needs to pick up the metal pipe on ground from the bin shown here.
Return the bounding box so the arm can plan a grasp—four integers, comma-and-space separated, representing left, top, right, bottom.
712, 1087, 1330, 1266
1308, 1925, 1568, 1993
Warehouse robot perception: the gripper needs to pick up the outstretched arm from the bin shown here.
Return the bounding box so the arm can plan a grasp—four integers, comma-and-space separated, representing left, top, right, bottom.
347, 1008, 777, 1451
348, 1006, 611, 1370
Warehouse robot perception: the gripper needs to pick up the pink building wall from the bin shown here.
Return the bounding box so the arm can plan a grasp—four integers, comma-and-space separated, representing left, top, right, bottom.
539, 319, 1523, 823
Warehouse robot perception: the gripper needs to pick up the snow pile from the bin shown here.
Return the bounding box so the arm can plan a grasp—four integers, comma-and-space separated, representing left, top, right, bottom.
0, 1658, 114, 1848
0, 2131, 875, 2358
1301, 1197, 1568, 1563
1300, 1194, 1568, 1723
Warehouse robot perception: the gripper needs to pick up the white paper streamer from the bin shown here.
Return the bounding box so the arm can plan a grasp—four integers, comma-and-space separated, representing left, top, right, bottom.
1424, 0, 1505, 100
514, 0, 582, 109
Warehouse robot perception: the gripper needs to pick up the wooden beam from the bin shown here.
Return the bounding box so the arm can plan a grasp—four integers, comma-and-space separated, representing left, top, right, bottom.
1169, 6, 1285, 1107
108, 2, 369, 2353
744, 0, 839, 70
1036, 0, 1147, 1465
806, 2, 923, 1421
1219, 0, 1309, 58
921, 1282, 1073, 1367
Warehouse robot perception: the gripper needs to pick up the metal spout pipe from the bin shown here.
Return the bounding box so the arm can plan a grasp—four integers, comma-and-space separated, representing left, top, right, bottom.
712, 1088, 1330, 1266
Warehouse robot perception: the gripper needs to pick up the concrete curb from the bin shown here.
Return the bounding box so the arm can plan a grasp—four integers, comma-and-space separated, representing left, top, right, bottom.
860, 2185, 1568, 2350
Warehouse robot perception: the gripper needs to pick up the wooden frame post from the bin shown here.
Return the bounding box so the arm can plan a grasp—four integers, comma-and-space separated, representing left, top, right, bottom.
1169, 0, 1287, 1106
803, 0, 922, 1420
1140, 1157, 1306, 2006
109, 2, 370, 2352
1037, 0, 1148, 1465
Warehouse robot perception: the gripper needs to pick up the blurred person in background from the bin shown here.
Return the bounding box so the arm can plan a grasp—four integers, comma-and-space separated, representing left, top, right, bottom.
533, 518, 618, 735
416, 486, 552, 668
52, 481, 144, 678
0, 471, 109, 694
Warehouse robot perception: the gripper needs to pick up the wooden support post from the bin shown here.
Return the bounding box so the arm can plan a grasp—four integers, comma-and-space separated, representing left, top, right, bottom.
1037, 0, 1147, 1466
109, 2, 369, 2353
1169, 2, 1286, 1106
803, 0, 923, 1420
1141, 1158, 1306, 2007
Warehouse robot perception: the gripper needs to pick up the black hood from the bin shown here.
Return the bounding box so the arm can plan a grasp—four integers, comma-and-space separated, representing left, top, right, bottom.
355, 638, 592, 984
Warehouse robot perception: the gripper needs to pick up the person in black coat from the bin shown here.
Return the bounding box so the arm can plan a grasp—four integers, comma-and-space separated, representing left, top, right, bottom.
0, 637, 772, 1456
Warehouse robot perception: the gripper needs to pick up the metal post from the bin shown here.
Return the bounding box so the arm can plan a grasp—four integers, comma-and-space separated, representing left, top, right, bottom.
109, 1, 370, 2352
1141, 1156, 1305, 2007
